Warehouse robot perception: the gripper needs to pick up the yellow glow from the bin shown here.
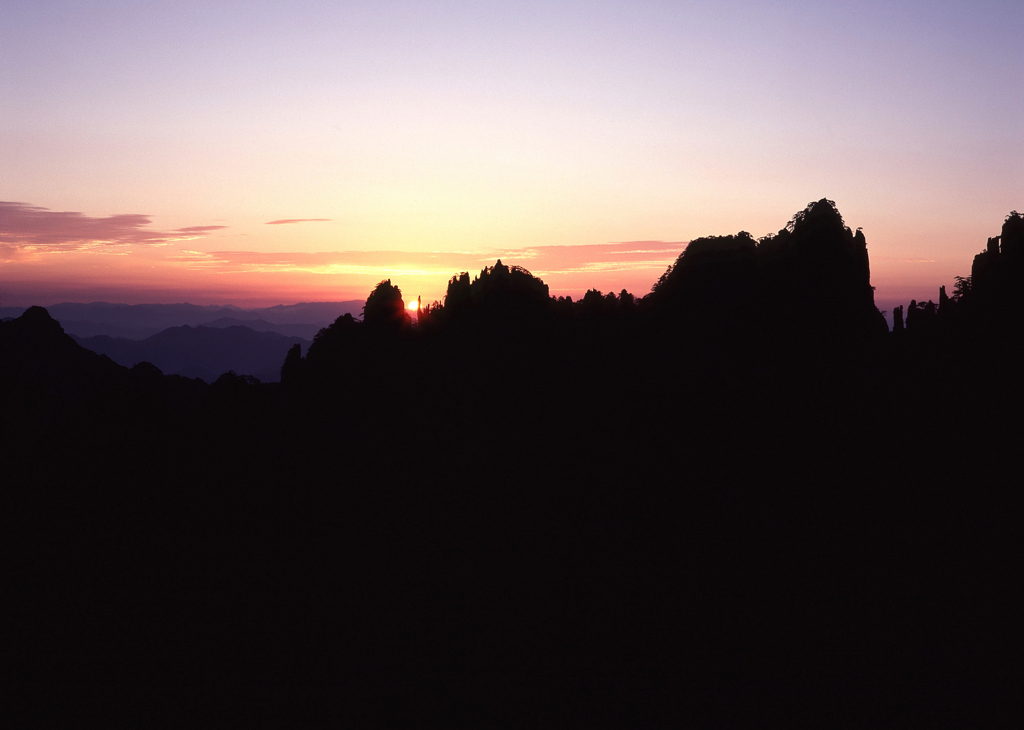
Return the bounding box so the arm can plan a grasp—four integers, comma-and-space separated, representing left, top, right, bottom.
407, 299, 419, 311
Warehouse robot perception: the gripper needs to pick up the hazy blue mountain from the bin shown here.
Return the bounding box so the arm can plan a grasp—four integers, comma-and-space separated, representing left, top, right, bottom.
247, 302, 364, 325
74, 325, 312, 382
1, 301, 362, 339
1, 308, 33, 321
202, 317, 323, 340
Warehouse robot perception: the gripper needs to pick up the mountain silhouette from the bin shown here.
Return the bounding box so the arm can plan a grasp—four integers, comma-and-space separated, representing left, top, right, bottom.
4, 201, 1023, 726
647, 198, 886, 347
0, 306, 125, 394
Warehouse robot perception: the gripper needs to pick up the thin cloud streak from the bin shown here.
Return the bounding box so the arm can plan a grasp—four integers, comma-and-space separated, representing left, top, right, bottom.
265, 219, 332, 225
173, 241, 686, 281
2, 235, 686, 306
176, 225, 228, 234
0, 201, 226, 251
179, 239, 684, 274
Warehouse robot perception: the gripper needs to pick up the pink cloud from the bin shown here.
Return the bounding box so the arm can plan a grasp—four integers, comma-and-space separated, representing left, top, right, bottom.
265, 218, 332, 225
0, 201, 226, 250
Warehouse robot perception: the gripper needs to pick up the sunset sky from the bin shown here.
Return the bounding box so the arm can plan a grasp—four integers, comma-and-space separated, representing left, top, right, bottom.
2, 1, 1021, 313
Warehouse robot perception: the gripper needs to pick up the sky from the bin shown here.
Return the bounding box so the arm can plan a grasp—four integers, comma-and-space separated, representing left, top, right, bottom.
2, 0, 1022, 312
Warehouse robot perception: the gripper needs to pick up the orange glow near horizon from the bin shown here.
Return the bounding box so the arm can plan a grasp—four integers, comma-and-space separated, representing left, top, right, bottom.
0, 201, 1010, 313
0, 225, 1000, 313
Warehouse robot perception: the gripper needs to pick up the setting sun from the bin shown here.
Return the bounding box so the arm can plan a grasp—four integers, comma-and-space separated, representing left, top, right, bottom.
407, 299, 419, 312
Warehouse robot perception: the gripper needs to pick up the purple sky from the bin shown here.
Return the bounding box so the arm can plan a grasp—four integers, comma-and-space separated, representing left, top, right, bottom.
2, 1, 1021, 308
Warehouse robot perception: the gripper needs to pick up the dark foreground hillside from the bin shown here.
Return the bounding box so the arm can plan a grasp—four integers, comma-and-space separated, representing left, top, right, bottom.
4, 202, 1023, 726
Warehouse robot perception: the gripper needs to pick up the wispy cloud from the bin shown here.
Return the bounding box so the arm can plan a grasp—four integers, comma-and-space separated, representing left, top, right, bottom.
265, 218, 332, 225
168, 241, 685, 284
0, 201, 226, 251
175, 225, 227, 235
1, 235, 686, 305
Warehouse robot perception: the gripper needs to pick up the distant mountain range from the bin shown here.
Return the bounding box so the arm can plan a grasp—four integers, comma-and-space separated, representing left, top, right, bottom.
72, 325, 312, 383
0, 300, 363, 340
